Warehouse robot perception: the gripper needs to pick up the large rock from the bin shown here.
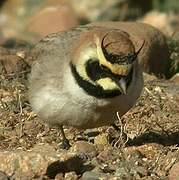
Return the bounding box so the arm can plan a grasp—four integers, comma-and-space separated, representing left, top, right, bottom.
26, 3, 79, 40
0, 143, 87, 179
0, 0, 79, 42
139, 11, 179, 36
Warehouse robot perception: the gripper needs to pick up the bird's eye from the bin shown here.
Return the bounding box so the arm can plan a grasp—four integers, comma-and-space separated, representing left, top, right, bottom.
127, 53, 137, 62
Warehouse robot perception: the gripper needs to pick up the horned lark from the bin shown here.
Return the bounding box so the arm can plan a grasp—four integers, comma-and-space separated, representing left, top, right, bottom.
29, 22, 146, 148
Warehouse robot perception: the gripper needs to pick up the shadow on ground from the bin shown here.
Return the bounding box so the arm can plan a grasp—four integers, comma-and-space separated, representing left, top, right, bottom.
46, 156, 94, 179
127, 131, 179, 146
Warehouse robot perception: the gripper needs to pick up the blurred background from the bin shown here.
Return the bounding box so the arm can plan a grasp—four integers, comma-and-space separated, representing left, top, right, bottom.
0, 0, 179, 78
0, 0, 179, 42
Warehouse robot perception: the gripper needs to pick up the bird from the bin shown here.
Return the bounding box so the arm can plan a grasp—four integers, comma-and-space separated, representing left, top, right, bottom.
28, 22, 147, 148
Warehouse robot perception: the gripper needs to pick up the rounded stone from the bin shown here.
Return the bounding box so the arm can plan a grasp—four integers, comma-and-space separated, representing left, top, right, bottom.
70, 141, 98, 158
169, 162, 179, 180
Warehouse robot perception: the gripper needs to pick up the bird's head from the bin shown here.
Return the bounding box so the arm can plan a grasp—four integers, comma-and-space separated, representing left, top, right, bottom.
70, 29, 144, 98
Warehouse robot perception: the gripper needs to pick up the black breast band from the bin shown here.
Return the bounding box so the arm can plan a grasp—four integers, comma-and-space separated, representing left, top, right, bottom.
70, 63, 122, 98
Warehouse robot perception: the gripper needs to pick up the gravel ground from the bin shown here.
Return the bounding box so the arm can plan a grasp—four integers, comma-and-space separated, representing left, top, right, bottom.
0, 48, 179, 179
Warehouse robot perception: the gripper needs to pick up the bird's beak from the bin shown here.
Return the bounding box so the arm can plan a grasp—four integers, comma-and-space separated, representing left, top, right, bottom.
117, 78, 127, 95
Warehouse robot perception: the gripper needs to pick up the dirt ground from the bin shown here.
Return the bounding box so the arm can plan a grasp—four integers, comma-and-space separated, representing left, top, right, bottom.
0, 45, 179, 179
